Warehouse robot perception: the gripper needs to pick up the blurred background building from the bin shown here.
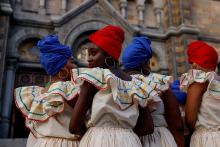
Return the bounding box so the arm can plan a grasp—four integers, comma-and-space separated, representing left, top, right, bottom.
1, 0, 220, 146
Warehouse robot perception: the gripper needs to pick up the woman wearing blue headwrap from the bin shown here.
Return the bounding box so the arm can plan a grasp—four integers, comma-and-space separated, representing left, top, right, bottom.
14, 35, 80, 147
122, 36, 184, 147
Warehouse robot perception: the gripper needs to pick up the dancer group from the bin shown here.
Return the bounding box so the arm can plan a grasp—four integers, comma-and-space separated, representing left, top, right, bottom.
14, 25, 220, 147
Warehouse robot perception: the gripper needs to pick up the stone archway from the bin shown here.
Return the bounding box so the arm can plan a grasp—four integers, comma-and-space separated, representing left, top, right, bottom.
71, 30, 96, 67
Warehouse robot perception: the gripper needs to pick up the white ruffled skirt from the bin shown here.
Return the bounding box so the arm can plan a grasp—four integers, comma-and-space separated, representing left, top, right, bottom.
140, 127, 177, 147
190, 126, 220, 147
26, 133, 79, 147
79, 127, 142, 147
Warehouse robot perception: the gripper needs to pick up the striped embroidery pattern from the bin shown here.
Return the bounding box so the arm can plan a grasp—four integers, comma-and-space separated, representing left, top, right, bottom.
72, 68, 160, 109
180, 69, 220, 98
14, 81, 79, 121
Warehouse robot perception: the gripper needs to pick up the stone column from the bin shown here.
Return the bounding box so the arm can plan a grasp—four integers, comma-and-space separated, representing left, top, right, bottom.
119, 0, 127, 19
39, 0, 46, 14
153, 0, 163, 28
136, 0, 145, 26
61, 0, 67, 14
0, 58, 17, 138
0, 2, 12, 136
0, 16, 10, 101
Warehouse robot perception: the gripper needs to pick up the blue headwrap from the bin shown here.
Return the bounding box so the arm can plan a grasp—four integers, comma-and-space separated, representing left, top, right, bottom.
122, 36, 153, 70
171, 80, 187, 105
37, 35, 72, 76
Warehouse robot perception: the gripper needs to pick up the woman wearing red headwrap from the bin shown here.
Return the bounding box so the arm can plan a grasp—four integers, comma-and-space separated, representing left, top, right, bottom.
69, 25, 160, 147
180, 41, 220, 147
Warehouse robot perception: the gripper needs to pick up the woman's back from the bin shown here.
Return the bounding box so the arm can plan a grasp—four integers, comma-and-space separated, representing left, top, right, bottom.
71, 68, 160, 129
181, 70, 220, 129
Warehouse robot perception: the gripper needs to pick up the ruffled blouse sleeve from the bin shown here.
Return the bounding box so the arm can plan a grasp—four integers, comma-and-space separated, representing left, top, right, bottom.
180, 69, 212, 92
72, 68, 160, 109
14, 81, 79, 122
180, 69, 220, 100
145, 73, 173, 92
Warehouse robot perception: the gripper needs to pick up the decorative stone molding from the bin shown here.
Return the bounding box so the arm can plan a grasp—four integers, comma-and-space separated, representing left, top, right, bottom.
0, 2, 13, 14
140, 24, 200, 40
64, 20, 107, 46
7, 28, 49, 57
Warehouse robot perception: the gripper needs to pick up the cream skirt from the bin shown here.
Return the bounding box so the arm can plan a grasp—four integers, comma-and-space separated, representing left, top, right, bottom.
26, 133, 79, 147
190, 126, 220, 147
79, 127, 142, 147
140, 127, 177, 147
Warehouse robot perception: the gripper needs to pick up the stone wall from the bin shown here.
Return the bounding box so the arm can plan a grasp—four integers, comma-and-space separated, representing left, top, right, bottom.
192, 0, 220, 36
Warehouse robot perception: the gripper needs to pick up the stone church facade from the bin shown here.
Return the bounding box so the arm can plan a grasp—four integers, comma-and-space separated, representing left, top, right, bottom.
0, 0, 220, 143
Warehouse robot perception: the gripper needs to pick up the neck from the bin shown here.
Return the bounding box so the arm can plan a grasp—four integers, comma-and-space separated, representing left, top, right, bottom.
50, 76, 65, 83
124, 68, 150, 76
45, 76, 66, 88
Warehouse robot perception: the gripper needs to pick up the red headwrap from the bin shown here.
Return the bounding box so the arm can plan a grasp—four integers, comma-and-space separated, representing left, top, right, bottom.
89, 25, 125, 60
187, 41, 218, 71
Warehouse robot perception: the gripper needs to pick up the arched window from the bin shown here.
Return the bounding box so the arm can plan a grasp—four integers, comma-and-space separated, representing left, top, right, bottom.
18, 38, 40, 62
72, 30, 96, 67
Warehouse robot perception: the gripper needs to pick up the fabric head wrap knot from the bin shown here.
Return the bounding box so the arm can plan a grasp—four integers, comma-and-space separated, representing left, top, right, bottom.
37, 35, 72, 76
188, 41, 218, 71
122, 36, 153, 70
89, 25, 125, 60
171, 80, 187, 105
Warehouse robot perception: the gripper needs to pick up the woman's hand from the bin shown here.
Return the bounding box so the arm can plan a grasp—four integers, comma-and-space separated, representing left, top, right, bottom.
133, 106, 154, 136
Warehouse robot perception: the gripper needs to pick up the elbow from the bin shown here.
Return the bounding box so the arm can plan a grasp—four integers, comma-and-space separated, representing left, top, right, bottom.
147, 123, 154, 134
141, 120, 154, 135
172, 124, 184, 135
185, 119, 196, 130
148, 126, 154, 134
69, 120, 78, 134
185, 115, 196, 130
142, 127, 154, 136
69, 122, 86, 135
69, 125, 76, 134
168, 120, 184, 135
136, 125, 154, 136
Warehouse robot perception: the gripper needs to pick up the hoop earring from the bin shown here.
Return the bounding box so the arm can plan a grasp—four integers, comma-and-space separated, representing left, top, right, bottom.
105, 57, 116, 68
140, 68, 144, 75
58, 68, 69, 80
49, 76, 52, 82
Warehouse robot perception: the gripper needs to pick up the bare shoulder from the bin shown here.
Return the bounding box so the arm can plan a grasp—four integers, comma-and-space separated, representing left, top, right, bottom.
188, 82, 208, 93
